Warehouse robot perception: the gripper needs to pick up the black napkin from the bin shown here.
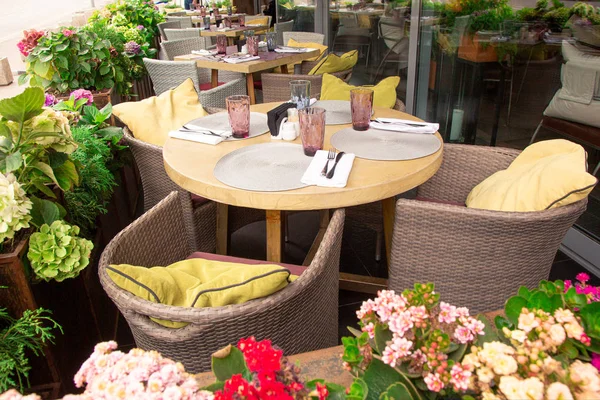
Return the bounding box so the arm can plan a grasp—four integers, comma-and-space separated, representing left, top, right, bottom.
267, 102, 297, 137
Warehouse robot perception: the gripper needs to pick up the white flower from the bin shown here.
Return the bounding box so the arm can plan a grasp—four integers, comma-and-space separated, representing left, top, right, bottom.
510, 329, 527, 343
518, 311, 539, 333
0, 173, 32, 243
477, 366, 495, 384
565, 322, 584, 341
521, 377, 544, 400
546, 382, 574, 400
570, 360, 600, 393
554, 309, 575, 324
492, 354, 518, 376
463, 353, 481, 369
479, 341, 514, 365
548, 324, 567, 346
482, 392, 501, 400
499, 376, 525, 400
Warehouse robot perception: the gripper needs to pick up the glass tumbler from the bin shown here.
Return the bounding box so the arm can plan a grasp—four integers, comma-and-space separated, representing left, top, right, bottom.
290, 80, 311, 109
224, 16, 232, 28
239, 14, 246, 26
200, 6, 206, 16
203, 16, 211, 29
227, 5, 233, 15
299, 107, 326, 156
216, 35, 227, 54
213, 7, 220, 16
350, 88, 373, 131
266, 32, 276, 51
247, 36, 259, 56
226, 95, 251, 138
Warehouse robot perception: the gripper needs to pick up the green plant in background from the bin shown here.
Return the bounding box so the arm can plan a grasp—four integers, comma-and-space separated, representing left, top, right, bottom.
27, 220, 93, 282
0, 306, 62, 393
469, 4, 514, 33
164, 2, 180, 8
94, 0, 166, 43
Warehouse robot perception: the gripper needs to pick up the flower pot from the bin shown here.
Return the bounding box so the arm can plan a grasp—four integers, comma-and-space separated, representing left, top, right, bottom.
55, 87, 112, 109
0, 235, 36, 317
458, 33, 498, 63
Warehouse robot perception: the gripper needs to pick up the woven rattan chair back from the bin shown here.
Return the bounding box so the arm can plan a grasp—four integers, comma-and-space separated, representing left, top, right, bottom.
261, 69, 352, 103
283, 31, 325, 45
274, 20, 294, 45
99, 191, 344, 373
143, 59, 200, 96
388, 144, 588, 314
166, 15, 193, 29
245, 14, 272, 28
166, 11, 188, 16
158, 20, 182, 41
160, 37, 209, 60
164, 28, 200, 40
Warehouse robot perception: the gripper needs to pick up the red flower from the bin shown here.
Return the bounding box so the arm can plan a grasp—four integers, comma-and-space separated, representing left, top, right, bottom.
257, 376, 292, 399
237, 337, 283, 375
316, 382, 329, 399
215, 374, 259, 400
288, 381, 304, 393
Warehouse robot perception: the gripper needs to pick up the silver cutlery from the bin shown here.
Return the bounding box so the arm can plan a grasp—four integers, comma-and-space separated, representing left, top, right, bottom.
326, 151, 345, 179
371, 119, 430, 128
180, 125, 230, 138
321, 148, 336, 176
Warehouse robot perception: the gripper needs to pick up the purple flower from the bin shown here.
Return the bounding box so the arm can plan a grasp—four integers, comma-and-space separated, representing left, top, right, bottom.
44, 93, 57, 107
137, 25, 145, 30
70, 89, 94, 105
592, 353, 600, 371
124, 41, 141, 55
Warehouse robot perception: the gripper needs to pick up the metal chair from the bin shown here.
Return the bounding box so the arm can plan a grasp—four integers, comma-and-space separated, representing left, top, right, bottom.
387, 144, 587, 314
166, 15, 193, 29
99, 191, 344, 373
332, 12, 372, 67
274, 20, 294, 46
373, 17, 409, 83
158, 20, 181, 41
282, 31, 325, 45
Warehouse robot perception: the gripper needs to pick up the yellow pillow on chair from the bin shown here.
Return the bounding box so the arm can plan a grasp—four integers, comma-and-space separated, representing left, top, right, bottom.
320, 73, 399, 109
308, 50, 358, 75
112, 78, 207, 147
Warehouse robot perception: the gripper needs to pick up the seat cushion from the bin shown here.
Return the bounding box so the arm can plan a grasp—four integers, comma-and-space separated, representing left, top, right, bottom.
190, 194, 210, 207
309, 50, 358, 75
541, 116, 600, 149
188, 252, 307, 277
287, 38, 328, 62
199, 82, 225, 91
320, 73, 399, 109
246, 16, 269, 27
466, 139, 597, 212
113, 78, 207, 147
107, 257, 295, 328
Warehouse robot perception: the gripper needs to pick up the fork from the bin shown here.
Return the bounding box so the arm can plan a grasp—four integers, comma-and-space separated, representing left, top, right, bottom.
181, 125, 225, 138
321, 148, 336, 176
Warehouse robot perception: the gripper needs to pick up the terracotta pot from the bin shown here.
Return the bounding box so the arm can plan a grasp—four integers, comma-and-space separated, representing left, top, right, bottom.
0, 236, 36, 317
55, 87, 112, 109
458, 33, 498, 63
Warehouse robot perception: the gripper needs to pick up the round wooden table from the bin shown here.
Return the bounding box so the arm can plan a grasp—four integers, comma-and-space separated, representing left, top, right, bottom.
164, 102, 443, 293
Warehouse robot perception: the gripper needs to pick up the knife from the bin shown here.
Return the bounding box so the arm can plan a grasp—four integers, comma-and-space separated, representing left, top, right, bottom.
371, 119, 430, 127
326, 151, 345, 179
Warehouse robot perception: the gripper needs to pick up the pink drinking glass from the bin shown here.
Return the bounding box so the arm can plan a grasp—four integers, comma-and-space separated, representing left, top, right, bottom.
216, 34, 227, 54
247, 36, 259, 56
226, 95, 251, 138
350, 88, 373, 131
239, 14, 246, 26
224, 16, 232, 28
299, 107, 326, 156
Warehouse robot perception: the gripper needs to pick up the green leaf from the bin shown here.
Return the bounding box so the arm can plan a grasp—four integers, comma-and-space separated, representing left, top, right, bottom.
475, 314, 499, 347
517, 286, 531, 300
348, 378, 368, 400
55, 56, 68, 69
579, 302, 600, 338
48, 151, 68, 169
32, 179, 57, 199
565, 287, 588, 309
504, 296, 528, 325
210, 345, 248, 382
380, 382, 413, 400
362, 358, 423, 400
56, 43, 69, 52
53, 159, 79, 190
4, 151, 22, 173
33, 161, 60, 187
33, 61, 52, 79
559, 339, 579, 359
201, 381, 224, 392
0, 87, 45, 123
30, 196, 61, 227
99, 65, 110, 75
374, 324, 393, 355
347, 326, 364, 338
528, 291, 553, 312
448, 343, 467, 363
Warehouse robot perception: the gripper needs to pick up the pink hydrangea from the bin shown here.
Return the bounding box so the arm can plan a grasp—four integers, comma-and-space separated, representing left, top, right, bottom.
69, 88, 94, 105
62, 29, 75, 37
44, 93, 57, 107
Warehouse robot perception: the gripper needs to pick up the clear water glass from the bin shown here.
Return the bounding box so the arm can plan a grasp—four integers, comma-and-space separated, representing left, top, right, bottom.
350, 88, 373, 131
266, 32, 276, 51
290, 80, 311, 109
216, 35, 227, 54
226, 95, 251, 138
203, 16, 211, 29
227, 5, 233, 15
299, 107, 326, 156
239, 14, 246, 26
247, 36, 259, 56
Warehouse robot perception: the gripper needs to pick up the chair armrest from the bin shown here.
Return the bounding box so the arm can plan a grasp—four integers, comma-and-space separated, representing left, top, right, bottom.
198, 78, 247, 108
416, 144, 520, 204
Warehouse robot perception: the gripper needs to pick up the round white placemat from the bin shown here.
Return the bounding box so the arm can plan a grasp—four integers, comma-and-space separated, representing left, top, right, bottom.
330, 127, 441, 161
186, 112, 269, 140
312, 100, 353, 125
214, 143, 312, 191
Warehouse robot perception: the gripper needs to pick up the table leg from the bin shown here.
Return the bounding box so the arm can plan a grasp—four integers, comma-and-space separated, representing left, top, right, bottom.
382, 197, 396, 265
303, 210, 329, 266
227, 37, 235, 46
211, 69, 219, 88
216, 203, 229, 255
266, 210, 283, 262
281, 64, 289, 74
246, 73, 256, 105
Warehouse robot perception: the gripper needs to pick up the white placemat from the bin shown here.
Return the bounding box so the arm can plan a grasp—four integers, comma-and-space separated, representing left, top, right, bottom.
330, 127, 442, 161
312, 100, 353, 125
213, 143, 312, 191
186, 112, 268, 140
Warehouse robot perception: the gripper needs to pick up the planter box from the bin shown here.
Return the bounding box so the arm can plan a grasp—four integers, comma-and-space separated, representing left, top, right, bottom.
458, 34, 498, 63
56, 87, 112, 109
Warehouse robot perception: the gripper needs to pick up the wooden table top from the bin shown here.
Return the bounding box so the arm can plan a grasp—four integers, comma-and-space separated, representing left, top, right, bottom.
164, 102, 443, 211
174, 49, 320, 73
195, 25, 269, 37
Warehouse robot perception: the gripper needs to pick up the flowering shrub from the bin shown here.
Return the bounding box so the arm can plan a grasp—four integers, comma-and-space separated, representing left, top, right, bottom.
0, 173, 32, 244
565, 273, 600, 303
69, 89, 94, 106
16, 30, 45, 57
343, 284, 485, 399
464, 307, 600, 399
27, 220, 93, 282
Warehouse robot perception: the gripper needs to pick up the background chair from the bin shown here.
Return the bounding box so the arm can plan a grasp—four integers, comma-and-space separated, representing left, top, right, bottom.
158, 20, 181, 41
374, 17, 409, 83
332, 12, 372, 67
245, 14, 272, 29
283, 31, 325, 45
99, 191, 344, 373
166, 11, 188, 16
387, 144, 587, 314
143, 58, 246, 108
163, 28, 215, 50
261, 69, 353, 103
274, 20, 294, 46
160, 37, 211, 60
166, 15, 193, 29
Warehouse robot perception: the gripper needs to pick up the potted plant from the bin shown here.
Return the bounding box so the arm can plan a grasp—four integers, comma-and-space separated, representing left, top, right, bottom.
458, 5, 514, 62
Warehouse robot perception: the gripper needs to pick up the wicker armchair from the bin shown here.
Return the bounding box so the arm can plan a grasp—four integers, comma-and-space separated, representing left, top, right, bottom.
160, 37, 211, 60
158, 21, 182, 41
143, 59, 246, 108
261, 69, 352, 103
166, 11, 188, 16
274, 20, 294, 45
245, 14, 272, 29
387, 144, 587, 314
166, 16, 193, 29
164, 28, 214, 49
99, 191, 344, 372
283, 31, 325, 45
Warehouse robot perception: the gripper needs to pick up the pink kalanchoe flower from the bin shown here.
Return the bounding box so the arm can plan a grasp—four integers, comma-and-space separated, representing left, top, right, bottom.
70, 89, 94, 105
424, 372, 444, 392
381, 337, 413, 368
438, 302, 458, 324
592, 353, 600, 371
454, 326, 475, 344
62, 29, 75, 37
564, 280, 572, 290
576, 272, 590, 283
450, 364, 471, 392
388, 310, 414, 336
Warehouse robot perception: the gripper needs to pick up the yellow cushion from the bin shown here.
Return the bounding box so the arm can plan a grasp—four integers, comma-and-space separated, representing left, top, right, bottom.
246, 16, 269, 26
320, 73, 399, 109
112, 79, 207, 147
107, 258, 292, 328
309, 50, 358, 75
287, 38, 328, 62
466, 139, 597, 212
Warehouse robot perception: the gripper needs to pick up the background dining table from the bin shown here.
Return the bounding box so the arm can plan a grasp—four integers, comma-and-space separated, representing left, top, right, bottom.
163, 102, 443, 293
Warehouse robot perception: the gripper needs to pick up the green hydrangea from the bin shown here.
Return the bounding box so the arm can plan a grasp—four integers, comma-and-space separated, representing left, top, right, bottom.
0, 173, 32, 244
28, 220, 93, 282
6, 109, 77, 154
111, 12, 129, 26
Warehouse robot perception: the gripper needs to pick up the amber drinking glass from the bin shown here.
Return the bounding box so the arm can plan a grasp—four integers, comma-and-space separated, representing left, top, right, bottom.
247, 36, 259, 56
200, 6, 206, 16
299, 107, 326, 156
226, 95, 251, 138
350, 88, 373, 131
216, 35, 227, 54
